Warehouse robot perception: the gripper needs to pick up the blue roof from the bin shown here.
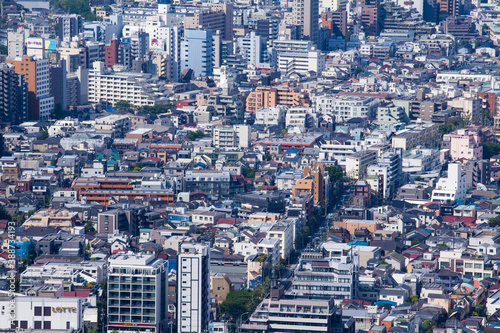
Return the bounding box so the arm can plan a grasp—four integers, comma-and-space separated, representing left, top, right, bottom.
348, 241, 369, 246
104, 108, 116, 112
376, 300, 397, 306
286, 148, 299, 153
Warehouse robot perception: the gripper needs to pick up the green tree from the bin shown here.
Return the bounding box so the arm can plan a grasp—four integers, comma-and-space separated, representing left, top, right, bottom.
141, 104, 168, 114
0, 45, 7, 55
53, 0, 96, 21
0, 206, 11, 220
438, 122, 454, 135
421, 320, 433, 333
242, 167, 258, 179
472, 304, 485, 316
27, 210, 35, 217
39, 130, 49, 139
482, 142, 500, 159
219, 288, 265, 320
325, 166, 344, 183
114, 100, 134, 112
85, 221, 95, 233
408, 294, 419, 304
52, 103, 64, 120
280, 128, 288, 137
131, 162, 144, 172
186, 131, 207, 141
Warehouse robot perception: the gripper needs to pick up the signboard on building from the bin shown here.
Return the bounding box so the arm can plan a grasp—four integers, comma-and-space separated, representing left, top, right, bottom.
150, 38, 165, 52
44, 39, 57, 50
26, 37, 44, 49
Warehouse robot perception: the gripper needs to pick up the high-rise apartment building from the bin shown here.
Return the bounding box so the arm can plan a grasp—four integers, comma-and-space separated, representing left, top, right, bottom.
107, 252, 168, 333
184, 3, 233, 41
322, 9, 347, 38
437, 0, 459, 21
177, 242, 210, 333
6, 56, 53, 121
8, 30, 25, 59
57, 15, 84, 42
157, 25, 183, 81
293, 0, 319, 44
181, 29, 213, 77
0, 63, 28, 124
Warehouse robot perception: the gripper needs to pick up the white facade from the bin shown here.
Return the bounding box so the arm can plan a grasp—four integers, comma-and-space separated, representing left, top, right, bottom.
8, 31, 25, 59
319, 144, 358, 166
315, 95, 379, 123
48, 118, 81, 137
278, 50, 326, 76
285, 107, 316, 132
178, 242, 211, 333
255, 106, 286, 126
0, 296, 83, 330
88, 61, 168, 107
94, 114, 131, 138
237, 31, 269, 68
431, 163, 467, 203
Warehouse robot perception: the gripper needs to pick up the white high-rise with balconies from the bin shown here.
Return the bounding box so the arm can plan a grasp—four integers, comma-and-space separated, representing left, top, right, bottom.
431, 163, 466, 203
107, 252, 168, 333
177, 242, 210, 333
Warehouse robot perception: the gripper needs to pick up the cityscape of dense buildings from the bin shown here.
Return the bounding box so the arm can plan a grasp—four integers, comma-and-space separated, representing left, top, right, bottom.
2, 0, 500, 332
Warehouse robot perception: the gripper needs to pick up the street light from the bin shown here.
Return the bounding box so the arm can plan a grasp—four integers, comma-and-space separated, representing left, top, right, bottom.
237, 312, 251, 333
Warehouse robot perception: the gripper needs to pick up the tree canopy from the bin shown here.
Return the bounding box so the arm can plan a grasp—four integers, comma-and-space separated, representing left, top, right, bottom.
187, 131, 207, 141
53, 0, 96, 21
325, 166, 344, 183
482, 142, 500, 159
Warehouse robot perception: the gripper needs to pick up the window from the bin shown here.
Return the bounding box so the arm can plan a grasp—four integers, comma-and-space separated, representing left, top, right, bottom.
34, 321, 42, 329
44, 322, 51, 329
44, 307, 51, 316
20, 321, 28, 329
34, 307, 42, 316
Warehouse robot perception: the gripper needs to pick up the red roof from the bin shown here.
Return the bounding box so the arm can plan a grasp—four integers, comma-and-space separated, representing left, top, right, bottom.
217, 218, 244, 225
64, 290, 90, 297
141, 157, 161, 162
341, 299, 371, 306
442, 215, 476, 226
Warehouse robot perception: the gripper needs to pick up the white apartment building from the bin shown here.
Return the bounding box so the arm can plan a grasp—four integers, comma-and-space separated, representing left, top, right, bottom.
285, 106, 316, 132
278, 50, 326, 76
178, 242, 211, 333
213, 125, 251, 149
88, 61, 168, 107
237, 31, 269, 68
48, 118, 81, 137
345, 150, 378, 179
255, 106, 286, 126
267, 221, 294, 260
8, 31, 25, 59
94, 114, 131, 138
34, 58, 53, 121
402, 147, 441, 175
292, 259, 355, 304
315, 95, 379, 123
319, 143, 358, 166
107, 252, 168, 333
431, 163, 466, 203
